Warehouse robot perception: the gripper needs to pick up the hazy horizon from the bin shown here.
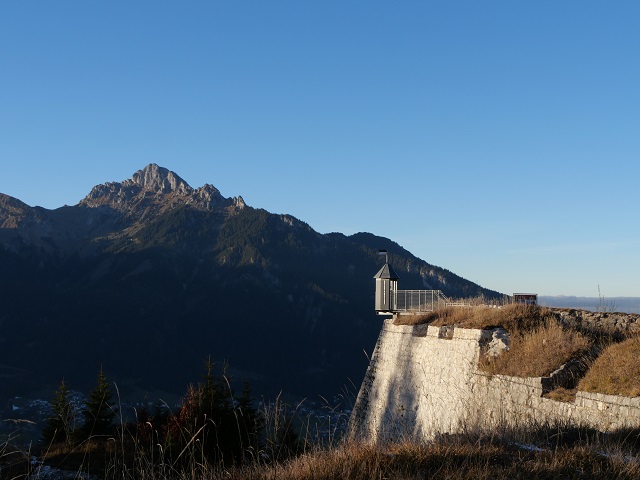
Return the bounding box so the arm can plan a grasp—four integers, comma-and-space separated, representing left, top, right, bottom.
539, 295, 640, 315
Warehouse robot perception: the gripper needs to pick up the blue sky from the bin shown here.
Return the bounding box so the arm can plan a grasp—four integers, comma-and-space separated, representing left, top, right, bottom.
1, 1, 638, 297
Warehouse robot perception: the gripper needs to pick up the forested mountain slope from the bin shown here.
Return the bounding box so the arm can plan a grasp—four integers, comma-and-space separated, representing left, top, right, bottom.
0, 164, 501, 399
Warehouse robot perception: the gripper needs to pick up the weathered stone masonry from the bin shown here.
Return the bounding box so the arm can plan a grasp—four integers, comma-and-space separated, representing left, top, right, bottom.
348, 318, 640, 443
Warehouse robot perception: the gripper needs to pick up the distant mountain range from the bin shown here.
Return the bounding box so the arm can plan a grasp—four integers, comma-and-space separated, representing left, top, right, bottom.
539, 296, 640, 315
0, 164, 501, 401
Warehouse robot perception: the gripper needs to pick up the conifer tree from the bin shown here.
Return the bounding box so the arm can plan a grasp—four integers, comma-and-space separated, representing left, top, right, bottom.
42, 379, 74, 445
201, 357, 233, 417
236, 381, 263, 457
198, 358, 236, 461
80, 367, 115, 438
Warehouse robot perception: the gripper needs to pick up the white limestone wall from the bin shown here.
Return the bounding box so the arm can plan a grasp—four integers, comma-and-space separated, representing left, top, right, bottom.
349, 320, 484, 442
348, 318, 640, 443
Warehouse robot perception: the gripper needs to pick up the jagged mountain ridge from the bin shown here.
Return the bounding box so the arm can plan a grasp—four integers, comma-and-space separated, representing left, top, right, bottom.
0, 164, 501, 400
0, 164, 247, 254
79, 164, 245, 219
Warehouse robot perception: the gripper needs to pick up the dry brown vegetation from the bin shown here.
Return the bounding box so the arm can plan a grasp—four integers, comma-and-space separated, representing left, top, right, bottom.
220, 439, 640, 480
544, 387, 578, 403
5, 402, 640, 480
579, 336, 640, 397
14, 432, 640, 480
430, 304, 559, 331
481, 320, 590, 377
394, 304, 556, 330
394, 303, 640, 398
394, 305, 592, 379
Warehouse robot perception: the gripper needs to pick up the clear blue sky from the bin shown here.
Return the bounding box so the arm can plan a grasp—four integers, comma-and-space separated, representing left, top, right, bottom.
1, 1, 638, 297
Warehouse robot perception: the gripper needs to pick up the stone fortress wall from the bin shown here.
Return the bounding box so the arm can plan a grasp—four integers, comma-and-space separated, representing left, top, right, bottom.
348, 318, 640, 443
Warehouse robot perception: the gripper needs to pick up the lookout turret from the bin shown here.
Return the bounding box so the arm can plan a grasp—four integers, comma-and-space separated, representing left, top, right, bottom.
374, 251, 399, 314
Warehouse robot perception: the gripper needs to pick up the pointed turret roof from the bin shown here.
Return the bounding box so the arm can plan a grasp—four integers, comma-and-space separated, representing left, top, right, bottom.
373, 263, 399, 280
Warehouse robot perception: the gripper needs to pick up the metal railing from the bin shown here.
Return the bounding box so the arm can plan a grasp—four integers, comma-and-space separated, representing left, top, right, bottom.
393, 289, 451, 312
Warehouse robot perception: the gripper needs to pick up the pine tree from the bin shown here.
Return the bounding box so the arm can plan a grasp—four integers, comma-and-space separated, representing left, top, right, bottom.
201, 357, 233, 417
80, 367, 115, 438
198, 358, 237, 462
236, 381, 263, 458
42, 379, 74, 445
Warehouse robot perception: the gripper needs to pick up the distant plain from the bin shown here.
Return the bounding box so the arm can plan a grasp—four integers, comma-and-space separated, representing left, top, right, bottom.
539, 296, 640, 314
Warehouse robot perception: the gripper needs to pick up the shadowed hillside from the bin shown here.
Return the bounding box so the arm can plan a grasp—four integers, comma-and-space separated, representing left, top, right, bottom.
0, 165, 501, 400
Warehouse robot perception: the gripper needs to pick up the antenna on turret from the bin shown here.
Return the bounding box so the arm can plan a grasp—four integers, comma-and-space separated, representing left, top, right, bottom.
378, 249, 388, 264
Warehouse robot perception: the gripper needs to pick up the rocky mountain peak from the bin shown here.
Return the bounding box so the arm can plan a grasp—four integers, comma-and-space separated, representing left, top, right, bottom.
1, 165, 247, 254
79, 164, 239, 219
129, 164, 192, 195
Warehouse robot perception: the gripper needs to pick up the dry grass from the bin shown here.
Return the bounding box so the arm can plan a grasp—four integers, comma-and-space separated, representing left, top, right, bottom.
43, 437, 115, 457
237, 440, 508, 480
392, 310, 448, 326
0, 442, 31, 479
395, 304, 557, 331
92, 434, 640, 480
578, 336, 640, 397
9, 424, 640, 480
38, 437, 119, 478
481, 320, 590, 377
394, 305, 591, 379
395, 304, 640, 396
544, 387, 578, 403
